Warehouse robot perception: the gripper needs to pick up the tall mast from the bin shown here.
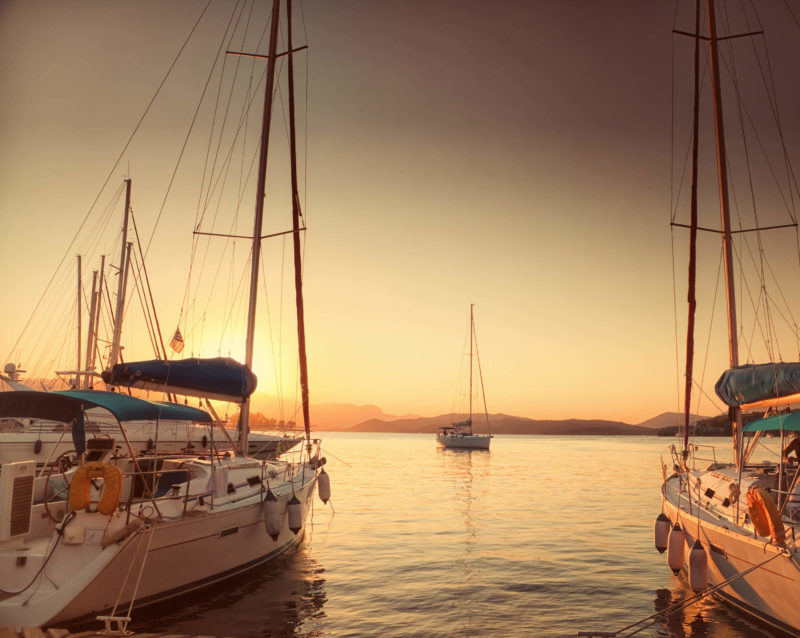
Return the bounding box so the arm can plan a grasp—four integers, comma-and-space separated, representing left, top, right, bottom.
286, 0, 312, 445
683, 0, 701, 456
76, 255, 82, 388
92, 255, 105, 383
109, 178, 132, 369
84, 270, 98, 388
240, 0, 281, 454
706, 0, 743, 462
469, 304, 474, 421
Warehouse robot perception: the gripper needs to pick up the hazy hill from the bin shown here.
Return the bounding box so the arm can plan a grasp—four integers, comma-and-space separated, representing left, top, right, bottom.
248, 392, 417, 430
349, 413, 651, 435
636, 411, 709, 429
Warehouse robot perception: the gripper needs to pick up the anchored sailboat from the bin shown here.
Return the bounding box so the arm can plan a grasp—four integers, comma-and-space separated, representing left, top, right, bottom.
0, 0, 327, 630
437, 305, 492, 450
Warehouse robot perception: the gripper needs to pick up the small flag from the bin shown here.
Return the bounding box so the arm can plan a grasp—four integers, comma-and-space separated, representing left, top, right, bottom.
170, 327, 185, 353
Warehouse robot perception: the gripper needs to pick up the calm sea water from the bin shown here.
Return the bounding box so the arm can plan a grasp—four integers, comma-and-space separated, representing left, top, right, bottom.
116, 434, 784, 637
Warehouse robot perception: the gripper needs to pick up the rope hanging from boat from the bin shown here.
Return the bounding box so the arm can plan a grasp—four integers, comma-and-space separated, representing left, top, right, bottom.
107, 522, 157, 632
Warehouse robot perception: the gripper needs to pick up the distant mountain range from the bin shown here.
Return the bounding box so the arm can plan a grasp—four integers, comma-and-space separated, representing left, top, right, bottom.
296, 401, 712, 436
347, 414, 646, 435
249, 389, 713, 434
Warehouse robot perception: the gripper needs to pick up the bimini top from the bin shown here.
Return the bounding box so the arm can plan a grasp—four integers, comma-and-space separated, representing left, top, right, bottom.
715, 362, 800, 408
102, 357, 257, 403
742, 411, 800, 433
0, 389, 213, 424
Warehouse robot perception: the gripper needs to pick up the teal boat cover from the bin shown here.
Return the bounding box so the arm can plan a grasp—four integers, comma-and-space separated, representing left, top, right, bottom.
715, 362, 800, 407
0, 390, 212, 423
102, 357, 257, 402
0, 389, 212, 457
742, 411, 800, 433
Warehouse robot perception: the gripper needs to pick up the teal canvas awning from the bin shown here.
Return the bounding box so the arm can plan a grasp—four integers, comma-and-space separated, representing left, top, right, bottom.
0, 390, 212, 423
742, 412, 800, 433
0, 389, 212, 458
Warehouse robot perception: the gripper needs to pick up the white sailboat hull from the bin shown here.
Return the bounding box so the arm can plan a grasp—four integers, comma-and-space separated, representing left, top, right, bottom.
0, 459, 319, 630
662, 470, 800, 634
436, 433, 491, 450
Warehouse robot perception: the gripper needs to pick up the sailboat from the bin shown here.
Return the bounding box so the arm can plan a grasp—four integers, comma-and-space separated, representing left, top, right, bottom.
656, 1, 800, 633
437, 305, 492, 450
0, 360, 302, 468
0, 0, 327, 631
0, 178, 301, 468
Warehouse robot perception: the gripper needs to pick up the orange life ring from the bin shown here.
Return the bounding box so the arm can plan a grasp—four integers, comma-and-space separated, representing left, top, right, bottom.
68, 461, 123, 515
747, 486, 785, 544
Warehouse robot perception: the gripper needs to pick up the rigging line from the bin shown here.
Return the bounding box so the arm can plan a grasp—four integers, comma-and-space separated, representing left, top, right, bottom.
216, 248, 250, 355
782, 0, 800, 31
195, 12, 268, 253
693, 246, 723, 417
129, 250, 159, 358
181, 8, 271, 329
472, 322, 491, 434
148, 1, 245, 326
670, 229, 683, 417
761, 257, 800, 347
299, 0, 310, 225
186, 105, 263, 336
734, 233, 779, 361
669, 18, 685, 419
716, 45, 799, 227
195, 0, 253, 226
761, 291, 800, 350
199, 56, 266, 232
129, 209, 169, 360
4, 180, 125, 365
278, 236, 289, 424
143, 0, 243, 262
6, 1, 216, 368
670, 20, 712, 226
723, 13, 778, 360
690, 376, 724, 416
618, 549, 787, 637
745, 0, 800, 227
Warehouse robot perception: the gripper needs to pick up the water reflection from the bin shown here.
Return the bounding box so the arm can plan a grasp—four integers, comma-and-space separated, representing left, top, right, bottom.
437, 447, 490, 637
651, 582, 778, 638
70, 542, 327, 638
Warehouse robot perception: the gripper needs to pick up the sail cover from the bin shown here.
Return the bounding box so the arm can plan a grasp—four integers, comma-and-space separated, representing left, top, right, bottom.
715, 362, 800, 408
102, 358, 257, 402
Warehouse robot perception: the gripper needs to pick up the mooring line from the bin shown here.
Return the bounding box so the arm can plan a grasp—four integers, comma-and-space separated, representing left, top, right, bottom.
577, 549, 787, 637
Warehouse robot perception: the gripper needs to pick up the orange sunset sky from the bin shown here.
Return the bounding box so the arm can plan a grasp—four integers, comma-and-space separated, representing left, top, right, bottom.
2, 1, 800, 426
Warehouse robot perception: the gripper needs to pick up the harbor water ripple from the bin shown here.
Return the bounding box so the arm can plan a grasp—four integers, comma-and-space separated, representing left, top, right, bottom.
111, 434, 783, 637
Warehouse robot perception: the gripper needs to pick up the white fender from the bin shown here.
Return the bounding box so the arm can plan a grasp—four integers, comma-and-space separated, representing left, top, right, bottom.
288, 495, 302, 534
667, 522, 685, 575
262, 489, 281, 541
654, 513, 670, 554
318, 468, 331, 504
688, 538, 708, 592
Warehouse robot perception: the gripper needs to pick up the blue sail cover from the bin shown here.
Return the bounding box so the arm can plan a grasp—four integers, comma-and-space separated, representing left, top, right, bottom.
102, 358, 257, 403
715, 362, 800, 407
